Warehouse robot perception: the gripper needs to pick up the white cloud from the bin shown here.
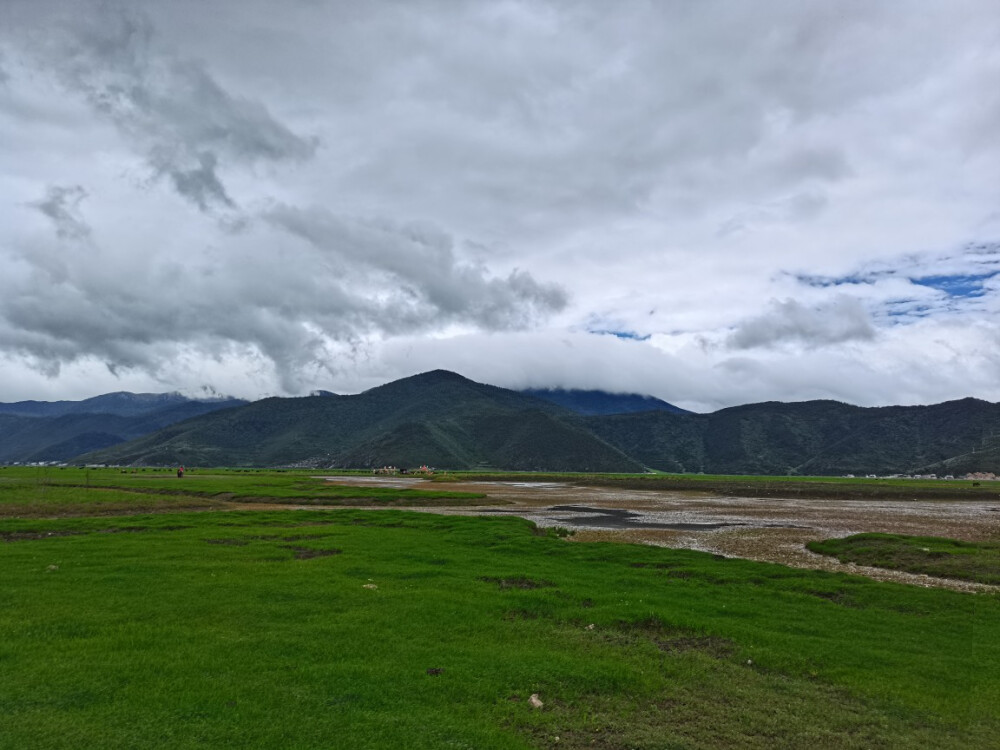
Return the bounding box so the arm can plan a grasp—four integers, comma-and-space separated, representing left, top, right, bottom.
726, 297, 875, 350
17, 4, 316, 212
29, 184, 90, 240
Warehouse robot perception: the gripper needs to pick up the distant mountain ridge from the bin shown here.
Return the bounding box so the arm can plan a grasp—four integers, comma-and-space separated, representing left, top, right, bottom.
0, 393, 247, 463
584, 396, 1000, 476
521, 388, 690, 416
7, 372, 999, 475
0, 391, 235, 418
81, 370, 641, 471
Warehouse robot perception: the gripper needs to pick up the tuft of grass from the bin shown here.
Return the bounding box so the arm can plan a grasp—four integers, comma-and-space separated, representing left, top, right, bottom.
808, 533, 1000, 585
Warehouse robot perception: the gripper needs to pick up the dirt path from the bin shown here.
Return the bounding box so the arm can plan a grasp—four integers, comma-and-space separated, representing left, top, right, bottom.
309, 477, 1000, 593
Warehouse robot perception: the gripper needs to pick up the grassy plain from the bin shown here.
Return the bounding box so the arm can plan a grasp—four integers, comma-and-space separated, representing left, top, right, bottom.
0, 467, 485, 518
809, 533, 1000, 585
2, 507, 999, 748
1, 469, 998, 748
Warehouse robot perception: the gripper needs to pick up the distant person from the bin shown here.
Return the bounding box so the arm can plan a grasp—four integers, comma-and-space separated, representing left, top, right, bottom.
177, 466, 185, 478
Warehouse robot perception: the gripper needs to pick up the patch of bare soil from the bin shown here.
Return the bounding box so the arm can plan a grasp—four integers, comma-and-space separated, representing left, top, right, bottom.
1, 529, 83, 541
609, 617, 736, 658
4, 525, 194, 542
477, 575, 555, 590
204, 538, 250, 546
281, 545, 342, 559
0, 498, 226, 520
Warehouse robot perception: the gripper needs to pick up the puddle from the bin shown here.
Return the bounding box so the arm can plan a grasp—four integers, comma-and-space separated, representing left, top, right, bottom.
318, 475, 427, 489
543, 505, 743, 531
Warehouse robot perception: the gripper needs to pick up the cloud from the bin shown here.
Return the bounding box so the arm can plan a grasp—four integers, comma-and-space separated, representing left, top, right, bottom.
718, 190, 830, 236
0, 199, 566, 392
789, 242, 1000, 323
0, 4, 570, 393
795, 242, 1000, 287
30, 185, 91, 239
161, 151, 233, 211
1, 1, 999, 408
264, 204, 568, 332
28, 4, 315, 211
351, 317, 1000, 412
374, 330, 715, 407
727, 296, 875, 350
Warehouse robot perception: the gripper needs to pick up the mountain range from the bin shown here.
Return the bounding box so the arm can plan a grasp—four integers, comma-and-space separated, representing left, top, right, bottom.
582, 397, 1000, 476
0, 393, 247, 464
76, 372, 642, 472
3, 372, 998, 475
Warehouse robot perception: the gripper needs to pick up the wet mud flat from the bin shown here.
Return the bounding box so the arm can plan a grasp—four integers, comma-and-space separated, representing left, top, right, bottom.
317, 476, 1000, 592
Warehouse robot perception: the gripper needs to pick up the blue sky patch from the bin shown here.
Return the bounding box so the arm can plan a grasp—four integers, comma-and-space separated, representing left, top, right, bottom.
910, 272, 997, 298
588, 328, 652, 341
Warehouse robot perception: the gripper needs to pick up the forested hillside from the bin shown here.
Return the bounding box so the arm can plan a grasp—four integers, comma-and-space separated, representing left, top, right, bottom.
83, 371, 642, 471
18, 372, 999, 475
584, 397, 1000, 475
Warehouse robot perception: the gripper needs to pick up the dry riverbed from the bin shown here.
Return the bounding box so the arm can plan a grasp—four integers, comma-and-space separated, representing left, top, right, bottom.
317, 476, 1000, 592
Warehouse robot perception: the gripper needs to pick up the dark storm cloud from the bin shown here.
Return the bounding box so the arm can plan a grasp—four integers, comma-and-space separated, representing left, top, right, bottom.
30, 5, 315, 211
31, 185, 90, 239
727, 297, 875, 350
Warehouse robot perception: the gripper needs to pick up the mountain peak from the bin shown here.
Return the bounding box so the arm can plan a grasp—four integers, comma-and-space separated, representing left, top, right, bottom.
364, 369, 473, 393
408, 369, 471, 383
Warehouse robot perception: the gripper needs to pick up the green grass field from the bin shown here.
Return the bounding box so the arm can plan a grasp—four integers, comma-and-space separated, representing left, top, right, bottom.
1, 469, 998, 748
808, 533, 1000, 585
0, 467, 486, 518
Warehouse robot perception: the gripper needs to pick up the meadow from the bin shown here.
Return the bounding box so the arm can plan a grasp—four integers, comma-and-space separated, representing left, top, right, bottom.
808, 533, 1000, 585
0, 467, 486, 518
1, 468, 998, 748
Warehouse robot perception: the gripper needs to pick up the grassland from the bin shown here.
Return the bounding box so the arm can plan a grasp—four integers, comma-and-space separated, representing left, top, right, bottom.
0, 467, 485, 518
1, 468, 998, 748
2, 507, 998, 748
808, 533, 1000, 585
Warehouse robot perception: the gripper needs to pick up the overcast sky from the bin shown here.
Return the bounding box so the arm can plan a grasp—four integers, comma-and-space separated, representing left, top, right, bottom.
1, 0, 998, 411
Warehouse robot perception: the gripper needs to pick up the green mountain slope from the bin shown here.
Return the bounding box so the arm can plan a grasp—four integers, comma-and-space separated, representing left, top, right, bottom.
584, 397, 1000, 475
77, 372, 1000, 474
0, 399, 246, 463
82, 371, 643, 471
0, 391, 240, 418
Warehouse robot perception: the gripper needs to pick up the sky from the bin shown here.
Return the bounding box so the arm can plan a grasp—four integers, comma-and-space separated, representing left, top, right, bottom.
1, 0, 999, 412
